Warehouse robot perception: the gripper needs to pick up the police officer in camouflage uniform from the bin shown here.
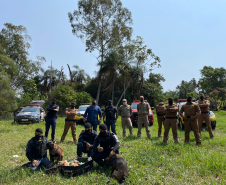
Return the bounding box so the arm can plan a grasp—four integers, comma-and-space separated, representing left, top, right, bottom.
26, 128, 51, 170
118, 99, 133, 137
77, 122, 97, 157
197, 93, 214, 139
91, 124, 120, 167
155, 99, 166, 137
163, 98, 179, 143
45, 98, 59, 143
179, 96, 202, 145
137, 96, 151, 138
61, 102, 78, 143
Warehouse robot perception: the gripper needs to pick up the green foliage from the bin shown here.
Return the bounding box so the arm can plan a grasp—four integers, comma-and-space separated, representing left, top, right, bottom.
76, 91, 93, 106
199, 66, 226, 93
1, 112, 226, 184
162, 90, 179, 103
23, 79, 40, 100
186, 92, 199, 99
16, 94, 32, 108
0, 23, 45, 90
0, 72, 17, 118
50, 85, 77, 114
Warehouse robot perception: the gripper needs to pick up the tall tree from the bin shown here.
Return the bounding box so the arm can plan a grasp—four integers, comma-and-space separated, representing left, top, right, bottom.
199, 66, 226, 93
0, 23, 45, 90
68, 0, 133, 104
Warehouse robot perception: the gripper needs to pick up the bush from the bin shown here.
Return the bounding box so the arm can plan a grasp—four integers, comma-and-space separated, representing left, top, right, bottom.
49, 85, 77, 115
76, 91, 93, 106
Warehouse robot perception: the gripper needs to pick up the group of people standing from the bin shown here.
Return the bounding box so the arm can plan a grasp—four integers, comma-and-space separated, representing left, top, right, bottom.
156, 93, 214, 145
25, 93, 213, 170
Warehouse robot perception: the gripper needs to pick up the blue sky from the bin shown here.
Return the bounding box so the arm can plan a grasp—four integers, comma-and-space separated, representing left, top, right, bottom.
0, 0, 225, 91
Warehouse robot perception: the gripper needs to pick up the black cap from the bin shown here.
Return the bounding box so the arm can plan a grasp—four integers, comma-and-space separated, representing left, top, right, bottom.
108, 100, 112, 103
51, 98, 57, 101
187, 95, 192, 99
99, 124, 107, 131
71, 102, 76, 105
200, 93, 204, 96
168, 97, 173, 101
159, 99, 163, 102
84, 122, 92, 128
35, 128, 43, 134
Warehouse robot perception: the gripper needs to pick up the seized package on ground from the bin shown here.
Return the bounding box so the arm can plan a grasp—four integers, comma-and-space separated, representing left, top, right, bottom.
45, 157, 93, 176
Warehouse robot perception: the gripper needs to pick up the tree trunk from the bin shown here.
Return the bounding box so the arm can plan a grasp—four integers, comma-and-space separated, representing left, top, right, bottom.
123, 75, 125, 99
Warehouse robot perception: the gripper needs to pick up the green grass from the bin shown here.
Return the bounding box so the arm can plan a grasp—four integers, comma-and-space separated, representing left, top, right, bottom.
0, 112, 226, 184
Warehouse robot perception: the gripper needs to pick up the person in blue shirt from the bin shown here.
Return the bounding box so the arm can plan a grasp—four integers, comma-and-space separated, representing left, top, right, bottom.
91, 124, 120, 167
83, 99, 102, 131
45, 98, 59, 143
25, 128, 51, 171
103, 100, 118, 135
77, 122, 97, 158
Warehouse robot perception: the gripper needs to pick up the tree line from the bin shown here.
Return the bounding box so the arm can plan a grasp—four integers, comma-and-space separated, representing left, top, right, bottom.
1, 0, 226, 117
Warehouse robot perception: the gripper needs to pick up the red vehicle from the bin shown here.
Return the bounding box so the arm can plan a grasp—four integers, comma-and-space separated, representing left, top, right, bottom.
130, 100, 154, 127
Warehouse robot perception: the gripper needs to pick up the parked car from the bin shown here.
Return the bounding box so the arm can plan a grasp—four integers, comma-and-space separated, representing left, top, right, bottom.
15, 104, 45, 124
130, 100, 154, 127
30, 100, 45, 107
76, 103, 91, 124
178, 102, 216, 130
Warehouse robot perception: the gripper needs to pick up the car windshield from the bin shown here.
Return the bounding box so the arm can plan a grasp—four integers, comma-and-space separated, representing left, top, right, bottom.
21, 108, 39, 112
132, 104, 137, 109
79, 107, 88, 111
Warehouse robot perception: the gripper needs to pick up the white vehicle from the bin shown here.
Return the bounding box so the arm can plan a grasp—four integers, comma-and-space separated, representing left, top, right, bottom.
76, 104, 91, 124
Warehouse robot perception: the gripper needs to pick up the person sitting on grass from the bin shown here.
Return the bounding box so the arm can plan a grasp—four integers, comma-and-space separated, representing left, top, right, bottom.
25, 128, 51, 170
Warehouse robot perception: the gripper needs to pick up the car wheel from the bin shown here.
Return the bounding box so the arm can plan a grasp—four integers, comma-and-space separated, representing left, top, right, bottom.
211, 121, 216, 130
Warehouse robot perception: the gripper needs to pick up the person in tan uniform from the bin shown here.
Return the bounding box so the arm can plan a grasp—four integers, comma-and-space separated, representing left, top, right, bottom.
179, 96, 202, 145
156, 99, 166, 137
61, 102, 78, 143
137, 96, 151, 138
197, 93, 214, 139
163, 97, 179, 143
118, 99, 133, 137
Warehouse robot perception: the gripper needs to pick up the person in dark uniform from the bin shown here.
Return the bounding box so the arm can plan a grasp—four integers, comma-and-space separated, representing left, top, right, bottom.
45, 98, 59, 143
91, 124, 120, 167
77, 122, 98, 157
103, 100, 118, 135
26, 128, 51, 170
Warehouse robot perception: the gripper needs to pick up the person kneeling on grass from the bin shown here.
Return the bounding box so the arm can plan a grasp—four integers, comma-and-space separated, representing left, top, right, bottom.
91, 124, 120, 167
25, 128, 51, 170
77, 122, 97, 158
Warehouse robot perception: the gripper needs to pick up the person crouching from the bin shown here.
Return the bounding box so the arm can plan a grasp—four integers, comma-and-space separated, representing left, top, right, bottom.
77, 122, 97, 158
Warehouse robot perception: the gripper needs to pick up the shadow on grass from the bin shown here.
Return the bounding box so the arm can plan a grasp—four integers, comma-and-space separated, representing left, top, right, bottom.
122, 135, 138, 142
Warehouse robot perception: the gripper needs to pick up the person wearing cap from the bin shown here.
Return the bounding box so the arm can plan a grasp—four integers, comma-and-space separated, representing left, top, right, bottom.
25, 128, 51, 170
137, 96, 151, 138
179, 96, 202, 145
163, 98, 179, 143
45, 98, 59, 143
91, 124, 120, 167
83, 99, 102, 131
61, 102, 78, 143
155, 99, 166, 138
196, 93, 214, 139
77, 122, 98, 157
118, 99, 133, 137
103, 100, 118, 135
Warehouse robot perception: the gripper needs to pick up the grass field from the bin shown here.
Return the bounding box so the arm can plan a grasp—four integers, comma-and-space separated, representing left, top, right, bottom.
0, 111, 226, 185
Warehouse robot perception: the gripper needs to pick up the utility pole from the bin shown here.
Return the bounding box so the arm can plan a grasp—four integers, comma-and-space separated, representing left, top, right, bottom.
50, 60, 52, 92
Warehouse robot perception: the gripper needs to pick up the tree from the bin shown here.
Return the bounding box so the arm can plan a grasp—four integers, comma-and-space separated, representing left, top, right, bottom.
176, 78, 199, 99
0, 23, 45, 90
68, 0, 133, 104
49, 85, 77, 115
0, 72, 17, 118
76, 91, 93, 106
199, 66, 226, 93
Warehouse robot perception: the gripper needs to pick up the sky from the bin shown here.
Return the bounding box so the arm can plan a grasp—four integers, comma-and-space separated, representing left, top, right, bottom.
0, 0, 226, 92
